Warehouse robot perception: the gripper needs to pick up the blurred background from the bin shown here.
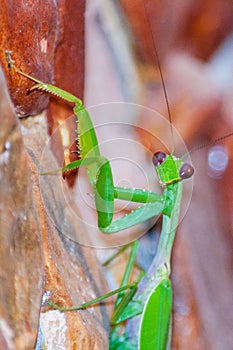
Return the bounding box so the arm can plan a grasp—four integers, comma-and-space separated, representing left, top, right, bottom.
84, 0, 233, 349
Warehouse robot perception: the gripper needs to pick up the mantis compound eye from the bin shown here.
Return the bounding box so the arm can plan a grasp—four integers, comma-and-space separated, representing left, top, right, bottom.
179, 163, 194, 179
152, 152, 167, 166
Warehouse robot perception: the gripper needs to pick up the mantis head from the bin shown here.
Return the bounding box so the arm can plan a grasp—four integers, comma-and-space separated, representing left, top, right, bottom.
153, 152, 194, 187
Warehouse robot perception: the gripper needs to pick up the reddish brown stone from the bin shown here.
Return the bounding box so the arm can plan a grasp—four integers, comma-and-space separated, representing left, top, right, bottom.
0, 0, 85, 132
0, 0, 58, 117
0, 0, 85, 186
0, 64, 43, 350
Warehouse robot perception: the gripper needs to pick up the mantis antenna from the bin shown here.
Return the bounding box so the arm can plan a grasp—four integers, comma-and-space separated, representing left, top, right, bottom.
140, 6, 233, 160
182, 131, 233, 159
142, 1, 175, 154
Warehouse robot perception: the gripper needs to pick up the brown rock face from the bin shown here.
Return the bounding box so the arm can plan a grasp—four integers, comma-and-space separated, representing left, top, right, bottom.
0, 0, 57, 116
0, 62, 109, 349
0, 0, 110, 347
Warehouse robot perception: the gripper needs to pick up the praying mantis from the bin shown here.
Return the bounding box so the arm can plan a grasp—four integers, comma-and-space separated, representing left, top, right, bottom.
6, 4, 233, 348
6, 49, 195, 348
6, 53, 194, 235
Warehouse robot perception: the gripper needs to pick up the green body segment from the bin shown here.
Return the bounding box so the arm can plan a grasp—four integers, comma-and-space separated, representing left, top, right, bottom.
95, 161, 115, 229
74, 107, 118, 229
114, 187, 163, 203
139, 279, 172, 350
29, 81, 83, 106
74, 106, 101, 184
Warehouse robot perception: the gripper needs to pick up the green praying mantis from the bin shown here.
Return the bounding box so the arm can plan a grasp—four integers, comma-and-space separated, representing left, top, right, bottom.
6, 53, 194, 234
6, 49, 195, 349
6, 21, 233, 348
